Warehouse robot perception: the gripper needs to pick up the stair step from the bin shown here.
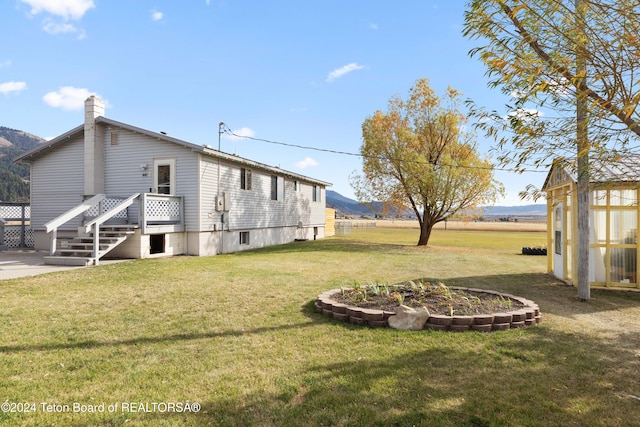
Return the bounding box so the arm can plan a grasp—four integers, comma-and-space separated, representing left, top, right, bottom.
65, 244, 111, 251
46, 224, 137, 266
74, 238, 119, 243
97, 231, 134, 237
101, 225, 138, 231
58, 249, 94, 255
44, 256, 93, 266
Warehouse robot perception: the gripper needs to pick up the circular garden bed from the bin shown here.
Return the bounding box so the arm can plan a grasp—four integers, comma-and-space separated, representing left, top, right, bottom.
315, 281, 541, 332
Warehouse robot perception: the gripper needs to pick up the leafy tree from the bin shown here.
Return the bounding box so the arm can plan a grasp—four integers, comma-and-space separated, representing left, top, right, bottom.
351, 78, 503, 246
463, 0, 640, 301
0, 147, 31, 178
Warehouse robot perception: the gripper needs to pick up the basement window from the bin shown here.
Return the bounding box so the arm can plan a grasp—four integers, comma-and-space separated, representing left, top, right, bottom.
239, 231, 250, 245
150, 234, 165, 254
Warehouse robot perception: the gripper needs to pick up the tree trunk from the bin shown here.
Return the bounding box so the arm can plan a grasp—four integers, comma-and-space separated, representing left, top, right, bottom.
576, 167, 590, 301
575, 0, 590, 301
417, 221, 432, 246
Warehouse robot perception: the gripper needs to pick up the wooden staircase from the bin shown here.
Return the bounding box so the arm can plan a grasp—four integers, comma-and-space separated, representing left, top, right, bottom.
44, 224, 137, 266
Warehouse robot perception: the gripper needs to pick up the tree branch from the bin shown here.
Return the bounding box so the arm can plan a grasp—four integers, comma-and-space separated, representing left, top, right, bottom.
501, 3, 640, 136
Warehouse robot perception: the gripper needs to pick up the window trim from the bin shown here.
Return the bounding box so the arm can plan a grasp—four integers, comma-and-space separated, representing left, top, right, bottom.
240, 168, 252, 190
153, 158, 176, 195
271, 175, 284, 201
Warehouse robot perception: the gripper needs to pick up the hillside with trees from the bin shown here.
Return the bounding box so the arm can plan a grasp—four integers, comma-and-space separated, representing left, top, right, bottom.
0, 126, 45, 202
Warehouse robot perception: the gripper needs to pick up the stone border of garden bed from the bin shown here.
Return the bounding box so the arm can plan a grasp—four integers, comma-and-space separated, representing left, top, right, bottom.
315, 287, 542, 332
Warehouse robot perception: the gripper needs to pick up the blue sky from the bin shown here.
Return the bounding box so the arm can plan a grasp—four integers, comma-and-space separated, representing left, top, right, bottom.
1, 0, 547, 205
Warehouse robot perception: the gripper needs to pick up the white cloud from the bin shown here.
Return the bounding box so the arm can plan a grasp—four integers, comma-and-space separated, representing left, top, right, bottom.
506, 108, 543, 122
294, 156, 318, 169
151, 10, 163, 21
0, 60, 12, 68
43, 86, 97, 110
20, 0, 95, 20
510, 89, 527, 99
326, 63, 366, 82
224, 127, 255, 141
369, 23, 378, 30
0, 81, 27, 95
42, 18, 85, 39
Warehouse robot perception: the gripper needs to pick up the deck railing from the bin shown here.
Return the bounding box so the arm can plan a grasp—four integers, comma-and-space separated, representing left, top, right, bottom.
44, 193, 185, 259
140, 193, 184, 234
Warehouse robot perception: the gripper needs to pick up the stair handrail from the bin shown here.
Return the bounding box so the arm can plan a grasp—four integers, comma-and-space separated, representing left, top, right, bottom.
83, 193, 140, 234
83, 193, 140, 266
44, 194, 106, 233
44, 194, 106, 256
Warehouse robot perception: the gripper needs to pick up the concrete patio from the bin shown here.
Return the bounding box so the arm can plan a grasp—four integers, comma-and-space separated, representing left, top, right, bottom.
0, 249, 126, 280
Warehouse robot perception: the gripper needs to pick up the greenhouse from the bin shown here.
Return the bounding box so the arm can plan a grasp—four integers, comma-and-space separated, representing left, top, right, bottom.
543, 157, 640, 291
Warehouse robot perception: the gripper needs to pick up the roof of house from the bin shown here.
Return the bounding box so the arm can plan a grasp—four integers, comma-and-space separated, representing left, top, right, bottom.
542, 155, 640, 190
15, 116, 332, 187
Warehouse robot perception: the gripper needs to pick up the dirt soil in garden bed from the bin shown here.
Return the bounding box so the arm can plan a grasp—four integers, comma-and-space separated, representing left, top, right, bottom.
331, 282, 526, 316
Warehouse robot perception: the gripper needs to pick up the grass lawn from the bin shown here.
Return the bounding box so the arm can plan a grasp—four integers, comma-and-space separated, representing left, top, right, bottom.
1, 227, 639, 426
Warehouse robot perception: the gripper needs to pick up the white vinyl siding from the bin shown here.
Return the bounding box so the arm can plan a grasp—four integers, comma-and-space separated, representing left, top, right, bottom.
30, 136, 85, 230
198, 156, 221, 231
103, 127, 200, 231
218, 169, 325, 231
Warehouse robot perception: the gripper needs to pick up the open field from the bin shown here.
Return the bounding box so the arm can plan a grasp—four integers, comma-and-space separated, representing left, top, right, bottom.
347, 219, 547, 232
1, 228, 639, 426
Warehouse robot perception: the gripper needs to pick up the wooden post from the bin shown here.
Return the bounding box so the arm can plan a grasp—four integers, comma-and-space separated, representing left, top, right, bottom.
20, 204, 26, 247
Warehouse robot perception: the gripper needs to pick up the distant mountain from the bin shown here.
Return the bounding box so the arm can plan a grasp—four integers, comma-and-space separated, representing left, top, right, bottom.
326, 190, 546, 218
481, 204, 547, 216
0, 126, 46, 202
326, 190, 382, 216
0, 127, 45, 153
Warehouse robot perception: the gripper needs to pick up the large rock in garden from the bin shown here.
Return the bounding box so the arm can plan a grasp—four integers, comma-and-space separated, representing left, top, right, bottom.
388, 305, 430, 330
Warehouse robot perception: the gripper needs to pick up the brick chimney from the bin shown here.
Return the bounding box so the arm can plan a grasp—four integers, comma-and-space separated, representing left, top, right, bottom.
84, 96, 105, 196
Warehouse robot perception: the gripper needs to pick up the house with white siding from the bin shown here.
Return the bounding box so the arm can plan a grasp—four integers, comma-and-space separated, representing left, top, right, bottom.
16, 96, 330, 265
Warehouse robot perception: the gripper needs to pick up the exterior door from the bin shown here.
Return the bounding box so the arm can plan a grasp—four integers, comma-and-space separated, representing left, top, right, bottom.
553, 203, 564, 279
153, 159, 175, 195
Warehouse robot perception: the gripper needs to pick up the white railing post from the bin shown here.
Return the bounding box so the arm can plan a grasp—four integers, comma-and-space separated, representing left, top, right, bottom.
93, 223, 99, 266
44, 194, 107, 257
140, 193, 148, 234
50, 229, 57, 255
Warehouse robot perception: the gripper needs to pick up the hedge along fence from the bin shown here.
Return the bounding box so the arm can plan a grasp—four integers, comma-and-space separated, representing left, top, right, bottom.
315, 287, 542, 332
